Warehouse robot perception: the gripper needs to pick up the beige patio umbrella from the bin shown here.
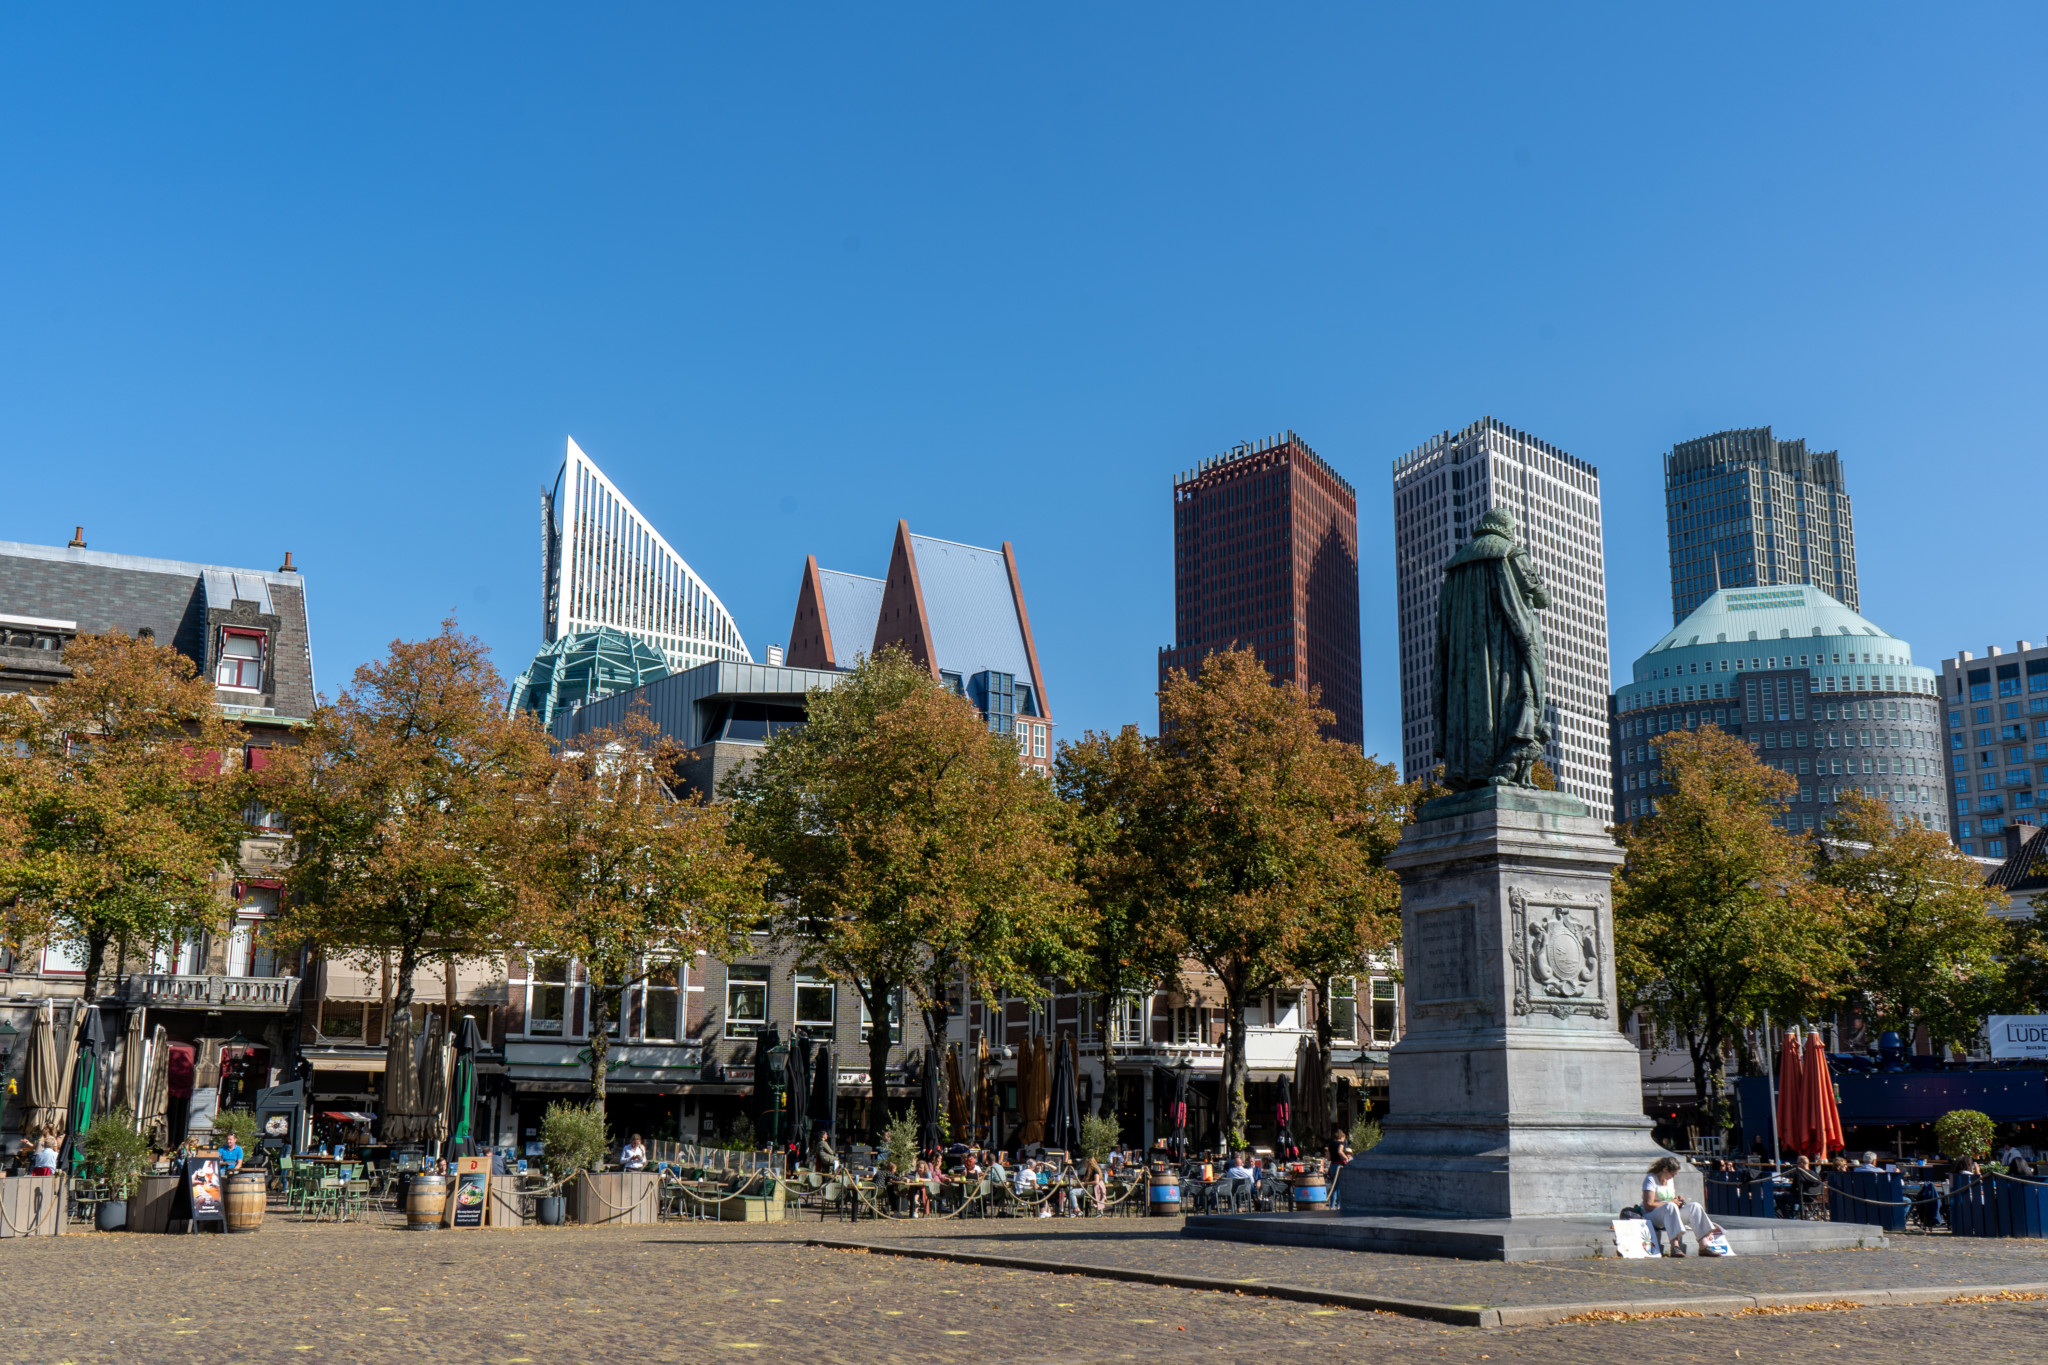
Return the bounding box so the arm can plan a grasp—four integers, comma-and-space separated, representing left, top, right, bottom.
138, 1025, 172, 1147
21, 1000, 70, 1139
945, 1045, 971, 1143
379, 1009, 421, 1142
121, 1007, 148, 1114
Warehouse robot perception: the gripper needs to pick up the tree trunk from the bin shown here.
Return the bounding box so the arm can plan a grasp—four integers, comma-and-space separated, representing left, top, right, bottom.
1223, 986, 1249, 1152
376, 951, 392, 1044
589, 969, 612, 1103
393, 940, 420, 1014
1313, 985, 1335, 1158
863, 976, 893, 1143
82, 930, 110, 1001
922, 1002, 949, 1144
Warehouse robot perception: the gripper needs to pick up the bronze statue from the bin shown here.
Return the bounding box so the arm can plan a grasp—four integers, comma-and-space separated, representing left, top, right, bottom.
1432, 506, 1551, 790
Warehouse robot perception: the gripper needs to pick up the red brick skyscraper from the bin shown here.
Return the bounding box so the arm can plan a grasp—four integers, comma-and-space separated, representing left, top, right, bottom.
1158, 430, 1363, 745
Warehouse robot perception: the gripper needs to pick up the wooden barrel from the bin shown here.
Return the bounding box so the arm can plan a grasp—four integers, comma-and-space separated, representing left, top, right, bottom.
224, 1172, 268, 1233
1148, 1170, 1181, 1216
1291, 1181, 1328, 1208
406, 1175, 449, 1231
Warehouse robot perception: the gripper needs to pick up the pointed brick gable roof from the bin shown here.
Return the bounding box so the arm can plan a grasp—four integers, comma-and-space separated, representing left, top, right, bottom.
873, 520, 939, 677
786, 555, 833, 669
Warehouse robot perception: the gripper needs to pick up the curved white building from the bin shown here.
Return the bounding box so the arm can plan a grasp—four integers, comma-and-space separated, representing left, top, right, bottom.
541, 437, 750, 670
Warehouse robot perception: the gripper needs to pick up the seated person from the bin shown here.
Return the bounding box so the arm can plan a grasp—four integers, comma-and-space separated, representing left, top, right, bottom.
30, 1136, 60, 1177
619, 1134, 648, 1171
1642, 1156, 1724, 1257
217, 1133, 245, 1174
1852, 1151, 1883, 1173
1013, 1159, 1038, 1198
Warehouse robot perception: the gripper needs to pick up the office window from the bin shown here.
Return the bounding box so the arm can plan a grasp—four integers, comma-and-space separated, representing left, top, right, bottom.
528, 957, 570, 1035
1328, 977, 1357, 1040
726, 965, 770, 1037
639, 960, 680, 1041
1109, 994, 1149, 1046
1173, 1006, 1208, 1046
859, 988, 902, 1044
1370, 978, 1398, 1043
794, 971, 836, 1037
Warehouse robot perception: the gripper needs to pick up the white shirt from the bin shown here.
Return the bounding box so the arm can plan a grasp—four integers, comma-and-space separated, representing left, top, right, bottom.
31, 1145, 58, 1174
620, 1143, 646, 1170
1642, 1174, 1676, 1203
1013, 1165, 1037, 1195
1226, 1163, 1254, 1180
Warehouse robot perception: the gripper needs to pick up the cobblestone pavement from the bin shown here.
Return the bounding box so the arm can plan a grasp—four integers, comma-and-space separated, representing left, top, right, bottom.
828, 1213, 2048, 1307
0, 1216, 2043, 1365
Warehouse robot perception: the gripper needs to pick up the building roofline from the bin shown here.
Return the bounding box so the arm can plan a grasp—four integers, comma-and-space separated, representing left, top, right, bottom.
0, 540, 307, 588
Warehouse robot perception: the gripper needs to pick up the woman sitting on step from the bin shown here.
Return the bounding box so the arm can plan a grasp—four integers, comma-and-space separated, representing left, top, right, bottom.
1643, 1156, 1725, 1257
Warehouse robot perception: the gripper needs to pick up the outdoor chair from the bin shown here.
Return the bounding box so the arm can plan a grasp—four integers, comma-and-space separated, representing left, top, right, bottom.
307, 1176, 345, 1222
345, 1179, 372, 1222
816, 1181, 842, 1220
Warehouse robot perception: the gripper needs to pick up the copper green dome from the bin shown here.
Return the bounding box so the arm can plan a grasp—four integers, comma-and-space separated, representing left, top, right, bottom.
508, 627, 671, 726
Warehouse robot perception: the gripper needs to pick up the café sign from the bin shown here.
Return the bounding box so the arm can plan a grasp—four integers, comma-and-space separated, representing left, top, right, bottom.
1987, 1015, 2048, 1060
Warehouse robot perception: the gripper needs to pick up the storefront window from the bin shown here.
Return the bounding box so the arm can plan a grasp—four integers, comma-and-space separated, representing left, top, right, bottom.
794, 971, 835, 1037
726, 965, 769, 1037
528, 957, 570, 1035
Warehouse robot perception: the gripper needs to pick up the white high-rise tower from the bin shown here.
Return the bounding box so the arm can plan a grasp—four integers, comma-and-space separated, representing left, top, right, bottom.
1392, 417, 1610, 809
541, 437, 750, 670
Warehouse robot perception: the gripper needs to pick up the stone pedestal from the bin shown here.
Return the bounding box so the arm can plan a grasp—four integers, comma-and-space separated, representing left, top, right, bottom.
1339, 787, 1692, 1219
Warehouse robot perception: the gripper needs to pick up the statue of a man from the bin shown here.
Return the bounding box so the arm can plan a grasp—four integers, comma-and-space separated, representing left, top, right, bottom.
1433, 505, 1552, 790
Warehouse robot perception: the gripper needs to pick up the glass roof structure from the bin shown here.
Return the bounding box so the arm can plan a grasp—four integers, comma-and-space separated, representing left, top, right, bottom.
508, 626, 672, 727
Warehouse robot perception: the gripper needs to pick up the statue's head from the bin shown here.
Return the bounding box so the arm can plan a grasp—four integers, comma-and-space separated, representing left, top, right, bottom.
1476, 506, 1517, 541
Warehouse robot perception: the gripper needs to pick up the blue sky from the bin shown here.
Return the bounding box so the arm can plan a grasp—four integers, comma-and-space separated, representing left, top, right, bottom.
4, 7, 2044, 770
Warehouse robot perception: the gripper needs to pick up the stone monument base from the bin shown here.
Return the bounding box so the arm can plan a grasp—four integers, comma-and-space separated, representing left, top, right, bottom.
1180, 1211, 1886, 1262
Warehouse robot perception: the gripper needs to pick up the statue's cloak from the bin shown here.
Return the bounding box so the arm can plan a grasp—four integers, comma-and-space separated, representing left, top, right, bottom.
1433, 526, 1552, 788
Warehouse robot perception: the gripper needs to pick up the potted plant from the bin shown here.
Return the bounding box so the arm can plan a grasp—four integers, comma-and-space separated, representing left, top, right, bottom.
210, 1108, 263, 1162
538, 1101, 608, 1225
82, 1107, 155, 1232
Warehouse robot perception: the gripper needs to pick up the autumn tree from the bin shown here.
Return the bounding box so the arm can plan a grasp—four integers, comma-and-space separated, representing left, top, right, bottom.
260, 619, 550, 1018
512, 707, 758, 1099
1148, 649, 1409, 1151
1819, 791, 2010, 1055
0, 632, 250, 997
1053, 725, 1182, 1120
1613, 724, 1850, 1127
723, 649, 1086, 1138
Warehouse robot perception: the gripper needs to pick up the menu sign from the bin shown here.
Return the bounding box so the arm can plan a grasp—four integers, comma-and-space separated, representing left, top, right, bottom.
451, 1155, 489, 1229
187, 1156, 225, 1231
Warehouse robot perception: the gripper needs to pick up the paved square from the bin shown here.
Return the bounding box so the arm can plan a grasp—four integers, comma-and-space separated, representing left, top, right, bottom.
3, 1214, 2045, 1364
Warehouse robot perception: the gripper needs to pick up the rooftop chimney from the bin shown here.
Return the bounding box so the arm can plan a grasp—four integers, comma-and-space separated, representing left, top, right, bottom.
766, 644, 785, 666
279, 551, 297, 573
67, 526, 86, 548
1990, 646, 2003, 657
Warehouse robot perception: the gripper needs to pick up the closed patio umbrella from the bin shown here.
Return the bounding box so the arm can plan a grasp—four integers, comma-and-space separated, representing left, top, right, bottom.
379, 1010, 420, 1143
975, 1034, 993, 1148
748, 1026, 781, 1149
1774, 1029, 1805, 1157
918, 1049, 942, 1159
417, 1014, 450, 1143
1293, 1032, 1327, 1158
63, 1004, 105, 1170
138, 1025, 172, 1147
1273, 1074, 1297, 1161
786, 1034, 812, 1166
1049, 1034, 1083, 1156
450, 1014, 482, 1157
945, 1045, 971, 1143
1804, 1031, 1845, 1159
1018, 1034, 1051, 1148
1162, 1063, 1189, 1161
121, 1006, 147, 1115
808, 1044, 836, 1163
21, 1000, 68, 1139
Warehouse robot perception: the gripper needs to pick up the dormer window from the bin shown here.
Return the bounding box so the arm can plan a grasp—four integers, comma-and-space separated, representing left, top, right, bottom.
217, 629, 265, 690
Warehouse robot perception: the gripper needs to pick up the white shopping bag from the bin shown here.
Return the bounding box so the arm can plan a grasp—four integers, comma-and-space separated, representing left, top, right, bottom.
1700, 1232, 1735, 1256
1611, 1217, 1655, 1258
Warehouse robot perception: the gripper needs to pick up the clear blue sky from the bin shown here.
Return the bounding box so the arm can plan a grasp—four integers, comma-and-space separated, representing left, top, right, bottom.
5, 7, 2044, 770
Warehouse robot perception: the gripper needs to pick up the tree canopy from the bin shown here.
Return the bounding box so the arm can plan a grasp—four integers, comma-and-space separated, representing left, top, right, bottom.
0, 632, 250, 996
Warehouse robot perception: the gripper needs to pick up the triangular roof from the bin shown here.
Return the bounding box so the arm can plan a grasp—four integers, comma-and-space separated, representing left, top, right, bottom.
786, 555, 885, 670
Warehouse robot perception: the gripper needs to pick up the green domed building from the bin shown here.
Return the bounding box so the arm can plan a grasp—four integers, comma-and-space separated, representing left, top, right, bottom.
508, 626, 671, 727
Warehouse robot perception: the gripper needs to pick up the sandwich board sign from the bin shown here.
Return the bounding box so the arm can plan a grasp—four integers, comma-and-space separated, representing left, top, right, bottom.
451, 1156, 490, 1228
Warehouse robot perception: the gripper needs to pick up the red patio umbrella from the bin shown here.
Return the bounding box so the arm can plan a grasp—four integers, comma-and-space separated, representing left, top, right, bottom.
1774, 1029, 1806, 1158
1804, 1031, 1845, 1159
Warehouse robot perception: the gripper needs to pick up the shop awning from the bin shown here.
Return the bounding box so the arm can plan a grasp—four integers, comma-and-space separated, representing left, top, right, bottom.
319, 1110, 376, 1123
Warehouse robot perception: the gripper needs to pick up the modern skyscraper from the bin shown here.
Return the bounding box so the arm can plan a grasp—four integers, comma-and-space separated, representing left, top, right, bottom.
1392, 417, 1609, 808
1665, 427, 1855, 624
1157, 431, 1362, 745
540, 436, 750, 671
1938, 640, 2048, 860
1615, 587, 1942, 833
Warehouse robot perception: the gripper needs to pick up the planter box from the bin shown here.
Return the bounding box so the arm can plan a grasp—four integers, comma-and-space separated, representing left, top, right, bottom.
487, 1176, 530, 1228
718, 1193, 784, 1223
573, 1171, 658, 1227
130, 1175, 181, 1234
0, 1176, 65, 1237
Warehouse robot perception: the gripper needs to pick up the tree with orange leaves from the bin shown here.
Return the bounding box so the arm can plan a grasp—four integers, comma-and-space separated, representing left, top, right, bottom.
1149, 648, 1409, 1152
259, 619, 551, 1016
511, 707, 759, 1100
0, 632, 250, 998
1613, 724, 1850, 1128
